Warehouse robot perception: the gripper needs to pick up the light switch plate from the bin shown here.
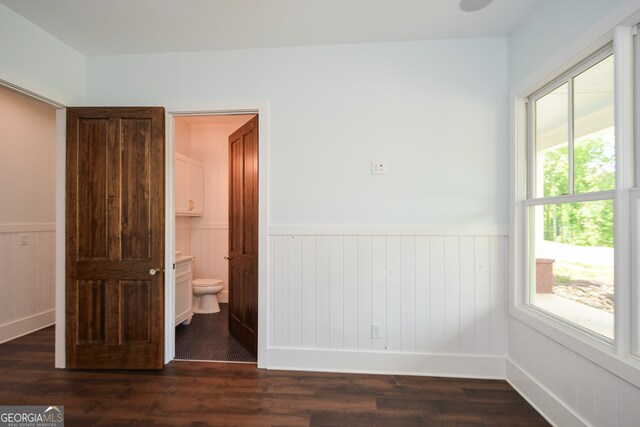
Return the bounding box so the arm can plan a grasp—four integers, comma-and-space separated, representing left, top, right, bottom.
371, 161, 386, 175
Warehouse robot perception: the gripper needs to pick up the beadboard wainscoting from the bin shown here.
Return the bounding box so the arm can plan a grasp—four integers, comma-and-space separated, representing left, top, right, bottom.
267, 228, 508, 378
507, 318, 640, 426
190, 222, 229, 302
175, 216, 191, 257
0, 224, 55, 343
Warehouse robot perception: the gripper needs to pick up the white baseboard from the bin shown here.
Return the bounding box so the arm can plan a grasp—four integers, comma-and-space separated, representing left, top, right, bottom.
506, 359, 585, 427
266, 347, 505, 379
218, 291, 229, 303
0, 309, 55, 344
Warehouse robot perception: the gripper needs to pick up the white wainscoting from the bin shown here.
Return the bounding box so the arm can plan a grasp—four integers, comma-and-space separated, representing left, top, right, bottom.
267, 231, 507, 378
508, 318, 640, 427
190, 223, 229, 302
0, 224, 55, 343
175, 216, 191, 256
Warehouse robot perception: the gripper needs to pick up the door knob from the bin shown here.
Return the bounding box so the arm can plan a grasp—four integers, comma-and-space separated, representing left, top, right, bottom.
149, 268, 164, 276
224, 256, 233, 260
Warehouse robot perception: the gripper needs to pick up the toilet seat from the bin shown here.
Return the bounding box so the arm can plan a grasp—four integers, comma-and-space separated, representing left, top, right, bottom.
192, 278, 223, 291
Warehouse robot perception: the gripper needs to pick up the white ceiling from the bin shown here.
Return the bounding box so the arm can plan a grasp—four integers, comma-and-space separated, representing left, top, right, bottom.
0, 0, 540, 56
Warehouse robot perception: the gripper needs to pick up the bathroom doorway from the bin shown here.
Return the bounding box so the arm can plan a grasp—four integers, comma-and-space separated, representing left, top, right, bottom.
172, 113, 258, 363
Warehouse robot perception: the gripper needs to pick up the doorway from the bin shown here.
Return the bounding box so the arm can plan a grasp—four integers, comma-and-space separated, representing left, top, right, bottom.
170, 113, 258, 363
0, 84, 59, 346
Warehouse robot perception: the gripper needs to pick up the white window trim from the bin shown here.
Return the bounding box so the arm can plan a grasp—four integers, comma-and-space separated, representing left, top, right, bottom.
632, 188, 640, 356
613, 26, 635, 356
510, 24, 640, 389
633, 26, 640, 357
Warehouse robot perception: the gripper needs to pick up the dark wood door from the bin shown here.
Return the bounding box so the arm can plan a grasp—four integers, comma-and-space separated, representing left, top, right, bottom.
66, 107, 165, 369
228, 116, 258, 355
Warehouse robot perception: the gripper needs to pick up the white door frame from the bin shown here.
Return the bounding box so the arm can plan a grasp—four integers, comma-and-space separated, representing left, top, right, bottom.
54, 107, 66, 368
165, 103, 269, 368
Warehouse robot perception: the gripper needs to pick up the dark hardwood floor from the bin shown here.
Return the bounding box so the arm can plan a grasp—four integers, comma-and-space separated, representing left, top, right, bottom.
0, 326, 550, 426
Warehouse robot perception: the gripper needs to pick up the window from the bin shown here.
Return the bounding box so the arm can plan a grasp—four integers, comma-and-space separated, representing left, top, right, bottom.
526, 47, 616, 340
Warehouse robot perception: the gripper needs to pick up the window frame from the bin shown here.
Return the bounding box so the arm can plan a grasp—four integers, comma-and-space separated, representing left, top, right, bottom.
524, 44, 616, 343
510, 23, 640, 388
632, 27, 640, 357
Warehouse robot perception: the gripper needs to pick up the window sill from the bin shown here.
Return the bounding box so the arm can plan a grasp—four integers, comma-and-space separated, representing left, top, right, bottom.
509, 302, 640, 389
533, 294, 614, 340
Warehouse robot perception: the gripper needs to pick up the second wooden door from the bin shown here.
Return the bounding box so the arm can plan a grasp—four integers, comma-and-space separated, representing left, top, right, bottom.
228, 116, 258, 355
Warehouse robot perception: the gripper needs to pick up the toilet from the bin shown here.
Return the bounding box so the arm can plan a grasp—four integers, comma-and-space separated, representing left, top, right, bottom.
192, 278, 224, 314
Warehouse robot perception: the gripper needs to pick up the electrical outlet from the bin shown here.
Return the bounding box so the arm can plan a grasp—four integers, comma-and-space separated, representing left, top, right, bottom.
371, 161, 386, 175
371, 323, 382, 339
19, 234, 28, 245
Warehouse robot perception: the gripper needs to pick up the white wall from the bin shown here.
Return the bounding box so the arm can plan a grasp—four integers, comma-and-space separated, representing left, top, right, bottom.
86, 38, 509, 227
0, 87, 56, 223
174, 119, 192, 256
0, 86, 56, 343
0, 4, 85, 105
508, 1, 640, 425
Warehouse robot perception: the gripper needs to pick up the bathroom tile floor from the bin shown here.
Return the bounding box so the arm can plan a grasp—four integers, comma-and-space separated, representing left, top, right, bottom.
175, 304, 256, 363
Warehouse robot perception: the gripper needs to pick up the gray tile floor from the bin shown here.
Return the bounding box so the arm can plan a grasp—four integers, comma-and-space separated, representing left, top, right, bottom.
175, 304, 256, 363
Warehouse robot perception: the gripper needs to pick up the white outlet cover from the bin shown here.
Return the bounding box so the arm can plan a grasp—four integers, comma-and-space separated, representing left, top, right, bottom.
371, 323, 382, 338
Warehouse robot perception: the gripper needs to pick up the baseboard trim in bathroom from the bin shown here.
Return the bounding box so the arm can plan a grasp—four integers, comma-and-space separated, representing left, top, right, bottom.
175, 304, 257, 363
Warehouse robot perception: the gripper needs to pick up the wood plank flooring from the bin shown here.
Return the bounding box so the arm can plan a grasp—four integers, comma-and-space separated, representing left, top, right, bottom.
0, 327, 550, 426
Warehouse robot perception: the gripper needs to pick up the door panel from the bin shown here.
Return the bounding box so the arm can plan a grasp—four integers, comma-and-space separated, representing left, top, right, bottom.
228, 116, 258, 356
66, 107, 165, 369
243, 135, 258, 256
121, 280, 151, 342
230, 140, 243, 254
77, 280, 106, 343
121, 119, 151, 260
76, 119, 109, 260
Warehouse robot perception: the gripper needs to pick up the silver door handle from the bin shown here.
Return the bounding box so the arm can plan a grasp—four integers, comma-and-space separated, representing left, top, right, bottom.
149, 268, 164, 276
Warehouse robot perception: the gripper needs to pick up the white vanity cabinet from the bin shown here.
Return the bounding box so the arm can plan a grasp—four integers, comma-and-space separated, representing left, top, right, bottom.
175, 153, 204, 216
175, 256, 194, 326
